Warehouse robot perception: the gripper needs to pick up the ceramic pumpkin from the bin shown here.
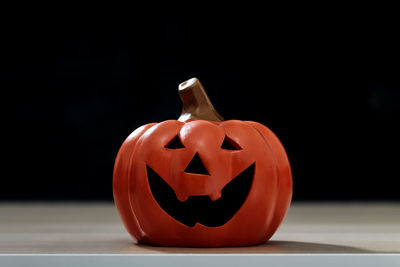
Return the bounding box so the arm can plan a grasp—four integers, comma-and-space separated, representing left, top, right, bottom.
113, 78, 292, 247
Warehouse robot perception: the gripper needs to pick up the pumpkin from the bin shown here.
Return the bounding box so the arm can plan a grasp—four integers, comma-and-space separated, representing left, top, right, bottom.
113, 78, 292, 247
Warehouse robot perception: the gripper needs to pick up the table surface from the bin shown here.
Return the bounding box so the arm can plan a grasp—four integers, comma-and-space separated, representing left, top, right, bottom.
0, 202, 399, 254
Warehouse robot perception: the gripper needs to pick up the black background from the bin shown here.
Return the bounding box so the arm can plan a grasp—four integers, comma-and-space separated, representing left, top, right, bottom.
1, 5, 399, 200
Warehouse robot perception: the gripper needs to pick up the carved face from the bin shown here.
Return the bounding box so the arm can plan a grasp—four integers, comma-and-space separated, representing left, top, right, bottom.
146, 152, 255, 227
114, 120, 292, 247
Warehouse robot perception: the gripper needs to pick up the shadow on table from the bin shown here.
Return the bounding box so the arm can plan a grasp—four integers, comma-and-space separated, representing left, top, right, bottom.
134, 240, 371, 253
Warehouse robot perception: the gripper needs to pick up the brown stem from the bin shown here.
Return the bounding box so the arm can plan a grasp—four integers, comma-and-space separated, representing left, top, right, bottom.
178, 78, 224, 122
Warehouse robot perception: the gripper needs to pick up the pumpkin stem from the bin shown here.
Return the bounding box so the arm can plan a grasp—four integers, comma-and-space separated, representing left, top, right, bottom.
178, 78, 224, 122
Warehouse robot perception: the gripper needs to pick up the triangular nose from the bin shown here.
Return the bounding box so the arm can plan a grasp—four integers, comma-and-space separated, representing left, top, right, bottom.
184, 153, 210, 175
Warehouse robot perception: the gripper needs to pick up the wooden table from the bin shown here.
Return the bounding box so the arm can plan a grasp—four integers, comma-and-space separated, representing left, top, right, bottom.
1, 202, 399, 266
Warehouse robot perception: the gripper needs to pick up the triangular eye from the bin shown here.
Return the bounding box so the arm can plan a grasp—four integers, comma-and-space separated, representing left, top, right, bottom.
221, 136, 242, 150
165, 135, 185, 149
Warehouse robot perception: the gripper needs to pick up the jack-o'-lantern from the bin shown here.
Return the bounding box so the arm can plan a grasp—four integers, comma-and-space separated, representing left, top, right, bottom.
113, 78, 292, 247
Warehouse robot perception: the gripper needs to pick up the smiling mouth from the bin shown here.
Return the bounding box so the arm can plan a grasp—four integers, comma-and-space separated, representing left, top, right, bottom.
146, 163, 255, 227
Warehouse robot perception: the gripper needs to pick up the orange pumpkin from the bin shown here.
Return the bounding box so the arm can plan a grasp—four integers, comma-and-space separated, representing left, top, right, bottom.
113, 78, 292, 247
